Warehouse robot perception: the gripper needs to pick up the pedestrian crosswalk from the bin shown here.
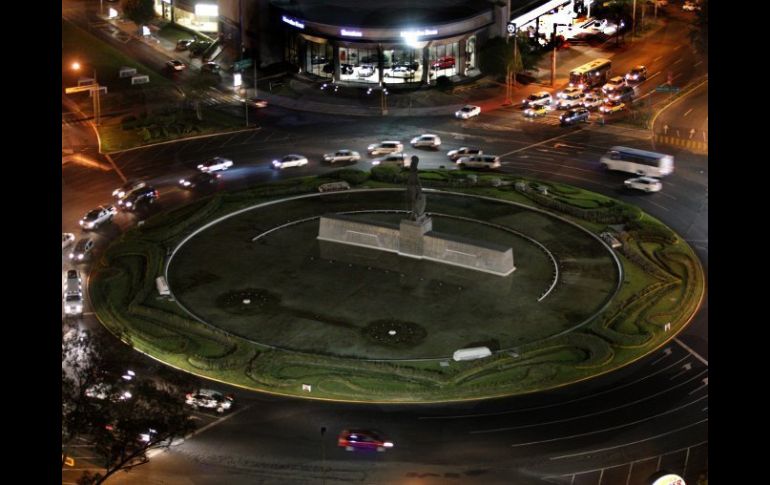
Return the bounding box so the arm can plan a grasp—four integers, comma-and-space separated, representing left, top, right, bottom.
201, 88, 242, 107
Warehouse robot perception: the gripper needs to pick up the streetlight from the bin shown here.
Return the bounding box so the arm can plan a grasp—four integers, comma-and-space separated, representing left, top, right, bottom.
65, 60, 102, 126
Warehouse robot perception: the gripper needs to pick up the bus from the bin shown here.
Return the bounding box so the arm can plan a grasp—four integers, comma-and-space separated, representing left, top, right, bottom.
569, 58, 612, 90
600, 146, 675, 177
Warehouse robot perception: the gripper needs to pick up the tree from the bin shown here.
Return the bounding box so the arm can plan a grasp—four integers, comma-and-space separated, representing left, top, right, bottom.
690, 0, 708, 57
122, 0, 155, 28
592, 0, 633, 46
478, 34, 546, 79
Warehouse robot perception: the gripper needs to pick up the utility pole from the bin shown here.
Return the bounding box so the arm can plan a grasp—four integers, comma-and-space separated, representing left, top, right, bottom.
239, 0, 248, 126
632, 0, 637, 39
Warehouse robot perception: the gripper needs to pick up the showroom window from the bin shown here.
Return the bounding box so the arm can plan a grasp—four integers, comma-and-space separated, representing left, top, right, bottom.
306, 41, 332, 78
465, 36, 477, 73
429, 42, 458, 79
383, 47, 422, 84
339, 46, 379, 83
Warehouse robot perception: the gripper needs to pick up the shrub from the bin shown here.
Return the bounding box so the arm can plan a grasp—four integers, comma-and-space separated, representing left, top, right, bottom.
370, 165, 407, 184
326, 168, 369, 185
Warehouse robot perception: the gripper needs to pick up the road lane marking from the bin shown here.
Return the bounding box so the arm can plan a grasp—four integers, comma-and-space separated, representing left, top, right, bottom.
653, 56, 663, 61
500, 130, 584, 157
673, 58, 682, 65
648, 71, 661, 81
548, 440, 708, 469
683, 108, 693, 117
675, 338, 708, 366
694, 60, 702, 67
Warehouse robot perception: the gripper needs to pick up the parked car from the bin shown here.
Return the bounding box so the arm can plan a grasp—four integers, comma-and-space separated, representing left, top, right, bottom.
188, 41, 212, 58
599, 100, 626, 114
387, 66, 416, 78
367, 141, 403, 156
455, 105, 481, 119
599, 231, 623, 249
119, 186, 159, 210
201, 62, 221, 74
197, 157, 234, 172
341, 63, 354, 75
185, 389, 234, 413
431, 56, 455, 69
602, 76, 626, 94
69, 238, 95, 262
310, 55, 328, 65
608, 85, 635, 103
447, 147, 482, 161
372, 153, 411, 167
245, 97, 268, 108
456, 154, 501, 169
524, 104, 550, 117
625, 65, 648, 83
624, 176, 662, 192
560, 107, 590, 125
410, 134, 442, 149
272, 154, 309, 169
338, 430, 394, 452
357, 64, 376, 78
62, 233, 76, 249
323, 150, 361, 164
522, 91, 553, 107
79, 205, 117, 230
113, 180, 146, 200
166, 59, 186, 72
179, 172, 220, 189
175, 39, 194, 51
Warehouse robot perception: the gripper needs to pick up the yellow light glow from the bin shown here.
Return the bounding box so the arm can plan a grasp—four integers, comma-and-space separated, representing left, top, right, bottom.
71, 61, 81, 71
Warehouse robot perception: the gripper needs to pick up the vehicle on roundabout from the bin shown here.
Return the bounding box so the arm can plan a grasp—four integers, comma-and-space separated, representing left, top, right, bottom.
410, 134, 442, 148
62, 233, 76, 249
69, 238, 94, 262
338, 429, 394, 452
456, 154, 501, 169
455, 105, 481, 119
600, 100, 626, 114
272, 154, 309, 169
322, 150, 361, 164
447, 146, 482, 161
581, 94, 604, 111
522, 91, 553, 107
79, 205, 117, 230
119, 186, 159, 210
560, 107, 590, 125
179, 172, 220, 189
524, 104, 550, 117
197, 157, 234, 172
113, 180, 147, 200
624, 176, 662, 193
185, 389, 234, 413
625, 65, 648, 83
372, 152, 411, 167
367, 141, 403, 156
166, 59, 186, 71
245, 97, 268, 108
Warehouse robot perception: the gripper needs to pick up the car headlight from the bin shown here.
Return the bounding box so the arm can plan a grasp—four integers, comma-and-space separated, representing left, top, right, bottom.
79, 220, 84, 226
272, 160, 280, 166
372, 160, 380, 165
69, 253, 74, 259
78, 254, 84, 260
383, 441, 394, 448
125, 201, 132, 207
197, 165, 205, 170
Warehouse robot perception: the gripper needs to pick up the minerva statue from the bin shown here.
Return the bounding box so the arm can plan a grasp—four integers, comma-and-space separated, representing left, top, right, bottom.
406, 155, 426, 221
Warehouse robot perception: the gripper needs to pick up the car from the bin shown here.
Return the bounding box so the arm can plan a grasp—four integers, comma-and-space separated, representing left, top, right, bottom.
455, 105, 481, 119
581, 94, 604, 111
62, 233, 76, 249
522, 91, 553, 107
79, 205, 117, 230
338, 429, 394, 452
447, 147, 482, 161
624, 176, 662, 192
113, 180, 147, 200
599, 100, 626, 113
323, 150, 361, 164
311, 55, 328, 65
245, 97, 268, 108
560, 107, 590, 125
185, 389, 234, 413
625, 65, 648, 83
395, 60, 420, 71
556, 92, 585, 110
589, 18, 619, 35
456, 154, 501, 169
166, 59, 186, 71
175, 39, 194, 51
272, 154, 309, 169
602, 76, 626, 94
647, 0, 668, 6
431, 57, 455, 69
179, 172, 220, 189
63, 289, 83, 316
340, 63, 354, 75
599, 231, 623, 249
682, 1, 700, 11
197, 157, 234, 172
85, 382, 133, 401
524, 104, 550, 117
201, 62, 221, 74
387, 66, 416, 78
608, 85, 635, 103
322, 63, 335, 74
357, 64, 376, 78
188, 41, 211, 58
410, 134, 442, 149
372, 153, 411, 167
559, 86, 584, 99
69, 238, 95, 262
120, 186, 159, 210
66, 269, 82, 287
367, 141, 403, 155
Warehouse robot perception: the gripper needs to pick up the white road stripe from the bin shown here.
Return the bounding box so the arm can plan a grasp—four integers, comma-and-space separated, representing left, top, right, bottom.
500, 130, 583, 157
683, 108, 693, 117
653, 56, 663, 62
675, 338, 708, 366
673, 58, 682, 65
648, 71, 661, 81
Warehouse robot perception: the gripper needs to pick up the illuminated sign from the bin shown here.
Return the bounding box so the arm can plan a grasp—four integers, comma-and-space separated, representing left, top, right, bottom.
195, 4, 218, 17
340, 29, 363, 37
233, 73, 242, 87
400, 28, 438, 38
651, 474, 685, 485
282, 15, 305, 29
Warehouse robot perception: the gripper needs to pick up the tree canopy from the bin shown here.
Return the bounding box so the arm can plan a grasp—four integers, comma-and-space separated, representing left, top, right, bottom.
122, 0, 155, 27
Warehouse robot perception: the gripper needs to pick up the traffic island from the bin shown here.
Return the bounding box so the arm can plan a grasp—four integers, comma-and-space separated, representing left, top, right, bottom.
90, 170, 704, 403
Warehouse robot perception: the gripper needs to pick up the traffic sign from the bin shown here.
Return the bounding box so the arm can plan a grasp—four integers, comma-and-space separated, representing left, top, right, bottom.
507, 23, 517, 34
234, 58, 253, 71
655, 85, 680, 93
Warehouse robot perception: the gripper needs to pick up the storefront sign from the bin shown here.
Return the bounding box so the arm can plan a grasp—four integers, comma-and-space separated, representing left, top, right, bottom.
340, 29, 363, 37
195, 4, 218, 17
282, 15, 305, 29
233, 73, 242, 88
400, 28, 438, 38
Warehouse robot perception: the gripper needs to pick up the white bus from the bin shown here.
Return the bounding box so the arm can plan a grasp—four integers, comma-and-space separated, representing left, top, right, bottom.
600, 146, 674, 177
569, 58, 612, 90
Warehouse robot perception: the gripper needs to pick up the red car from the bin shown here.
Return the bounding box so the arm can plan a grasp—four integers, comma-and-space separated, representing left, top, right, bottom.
338, 429, 394, 452
431, 56, 455, 69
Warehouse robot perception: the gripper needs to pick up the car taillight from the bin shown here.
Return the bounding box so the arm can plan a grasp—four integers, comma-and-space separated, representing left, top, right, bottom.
186, 393, 193, 399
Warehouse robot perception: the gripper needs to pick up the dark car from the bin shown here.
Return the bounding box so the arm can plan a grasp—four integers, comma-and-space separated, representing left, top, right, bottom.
608, 85, 635, 103
560, 107, 590, 125
189, 41, 212, 58
119, 186, 159, 210
179, 172, 220, 190
311, 55, 328, 65
175, 39, 194, 51
341, 63, 354, 75
338, 430, 394, 452
322, 63, 334, 74
201, 62, 221, 74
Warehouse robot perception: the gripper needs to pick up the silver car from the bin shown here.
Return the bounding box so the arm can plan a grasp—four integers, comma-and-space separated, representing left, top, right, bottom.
323, 150, 361, 164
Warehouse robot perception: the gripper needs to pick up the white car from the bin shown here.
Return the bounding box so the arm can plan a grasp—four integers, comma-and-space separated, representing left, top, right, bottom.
522, 91, 553, 107
272, 154, 309, 169
447, 147, 482, 161
357, 64, 376, 78
556, 92, 585, 109
79, 205, 117, 230
323, 150, 361, 164
455, 105, 481, 119
62, 233, 76, 249
368, 141, 403, 155
456, 154, 501, 169
69, 238, 95, 262
372, 153, 411, 167
63, 269, 83, 316
557, 86, 583, 99
410, 134, 442, 148
197, 157, 234, 172
602, 76, 626, 94
85, 383, 133, 401
185, 389, 234, 413
112, 180, 146, 199
581, 95, 604, 111
624, 176, 662, 192
599, 231, 623, 249
682, 1, 700, 11
387, 66, 416, 79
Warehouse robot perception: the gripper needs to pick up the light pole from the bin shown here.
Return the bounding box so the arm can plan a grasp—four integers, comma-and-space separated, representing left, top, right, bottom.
505, 22, 518, 105
320, 426, 327, 485
66, 61, 102, 126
